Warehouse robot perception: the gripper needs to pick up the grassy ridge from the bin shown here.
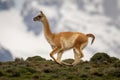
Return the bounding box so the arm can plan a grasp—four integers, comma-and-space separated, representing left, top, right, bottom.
0, 52, 120, 80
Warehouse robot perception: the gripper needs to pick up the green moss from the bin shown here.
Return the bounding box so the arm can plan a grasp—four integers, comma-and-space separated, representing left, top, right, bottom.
90, 52, 111, 64
0, 70, 4, 76
26, 56, 46, 61
0, 53, 120, 80
113, 60, 120, 68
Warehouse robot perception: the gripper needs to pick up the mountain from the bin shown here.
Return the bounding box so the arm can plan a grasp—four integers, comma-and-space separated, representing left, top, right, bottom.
0, 0, 14, 11
0, 44, 13, 62
21, 0, 120, 59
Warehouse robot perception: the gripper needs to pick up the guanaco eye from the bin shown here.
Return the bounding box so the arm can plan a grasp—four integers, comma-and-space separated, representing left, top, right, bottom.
38, 16, 41, 18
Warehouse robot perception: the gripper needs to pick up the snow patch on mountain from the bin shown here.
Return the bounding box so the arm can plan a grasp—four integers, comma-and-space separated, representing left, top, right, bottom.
0, 44, 13, 62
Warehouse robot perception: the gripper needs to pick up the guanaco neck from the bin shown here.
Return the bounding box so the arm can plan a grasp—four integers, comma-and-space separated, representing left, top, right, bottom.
41, 16, 54, 41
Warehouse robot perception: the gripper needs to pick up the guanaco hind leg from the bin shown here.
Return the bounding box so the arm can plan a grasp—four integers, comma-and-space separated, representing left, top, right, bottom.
72, 43, 86, 66
72, 48, 81, 66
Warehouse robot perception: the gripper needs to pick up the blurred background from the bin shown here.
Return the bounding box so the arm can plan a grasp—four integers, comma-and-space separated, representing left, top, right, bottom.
0, 0, 120, 62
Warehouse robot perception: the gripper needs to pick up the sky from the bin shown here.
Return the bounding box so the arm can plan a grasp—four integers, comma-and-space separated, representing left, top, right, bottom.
0, 0, 120, 61
14, 0, 24, 9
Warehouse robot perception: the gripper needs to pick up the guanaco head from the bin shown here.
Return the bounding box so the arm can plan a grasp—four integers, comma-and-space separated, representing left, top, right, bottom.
33, 11, 45, 22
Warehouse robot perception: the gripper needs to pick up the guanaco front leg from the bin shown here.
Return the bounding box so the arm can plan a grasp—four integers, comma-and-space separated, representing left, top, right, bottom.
50, 47, 61, 64
56, 51, 63, 64
56, 51, 72, 66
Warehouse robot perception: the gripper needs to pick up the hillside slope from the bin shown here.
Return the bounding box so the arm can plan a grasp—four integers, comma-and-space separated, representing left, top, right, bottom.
0, 52, 120, 80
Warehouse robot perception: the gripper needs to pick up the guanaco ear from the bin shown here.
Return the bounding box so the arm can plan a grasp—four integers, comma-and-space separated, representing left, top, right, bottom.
40, 11, 44, 15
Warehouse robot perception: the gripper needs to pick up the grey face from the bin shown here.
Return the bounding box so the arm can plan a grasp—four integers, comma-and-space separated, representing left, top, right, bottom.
33, 15, 42, 21
33, 11, 44, 21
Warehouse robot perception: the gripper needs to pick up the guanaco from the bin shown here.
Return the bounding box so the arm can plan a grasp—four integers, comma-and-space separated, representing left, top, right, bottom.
33, 11, 95, 66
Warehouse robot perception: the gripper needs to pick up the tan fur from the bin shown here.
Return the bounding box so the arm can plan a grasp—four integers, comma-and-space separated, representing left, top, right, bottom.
33, 11, 95, 66
60, 33, 79, 50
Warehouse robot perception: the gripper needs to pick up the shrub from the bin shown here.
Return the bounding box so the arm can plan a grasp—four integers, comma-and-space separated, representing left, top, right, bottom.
113, 60, 120, 68
43, 67, 59, 73
26, 56, 46, 61
104, 67, 120, 77
110, 57, 119, 63
90, 52, 111, 64
10, 71, 21, 77
14, 57, 24, 62
0, 62, 2, 65
89, 68, 103, 77
79, 73, 89, 78
19, 66, 37, 74
63, 59, 74, 64
0, 77, 9, 80
0, 70, 4, 76
32, 74, 39, 80
5, 68, 21, 77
